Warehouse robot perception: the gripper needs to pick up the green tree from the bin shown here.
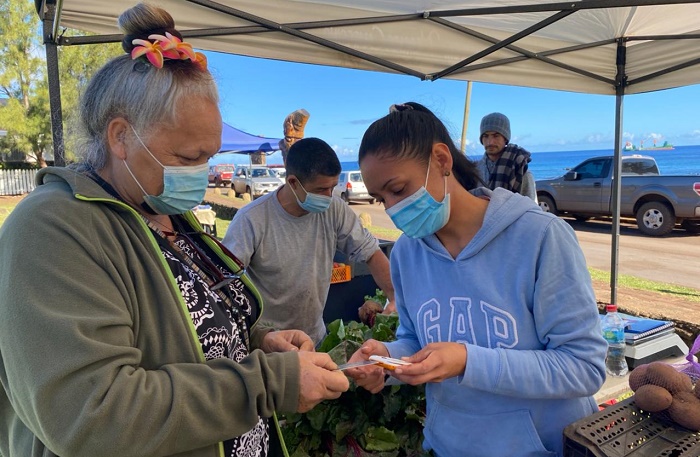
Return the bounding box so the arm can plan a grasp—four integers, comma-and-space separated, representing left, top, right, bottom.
58, 33, 121, 162
0, 0, 48, 165
0, 0, 119, 166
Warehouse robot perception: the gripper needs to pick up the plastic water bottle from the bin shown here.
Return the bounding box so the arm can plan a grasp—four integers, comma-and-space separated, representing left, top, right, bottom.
601, 304, 629, 377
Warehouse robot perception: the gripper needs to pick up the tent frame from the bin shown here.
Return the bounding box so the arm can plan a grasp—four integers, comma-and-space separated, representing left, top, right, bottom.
37, 0, 700, 304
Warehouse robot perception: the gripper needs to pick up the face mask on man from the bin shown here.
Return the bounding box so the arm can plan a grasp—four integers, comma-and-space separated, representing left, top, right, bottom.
385, 157, 450, 239
123, 124, 209, 215
289, 178, 332, 213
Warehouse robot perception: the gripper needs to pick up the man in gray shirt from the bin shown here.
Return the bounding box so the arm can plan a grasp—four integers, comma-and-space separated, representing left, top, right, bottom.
223, 138, 394, 345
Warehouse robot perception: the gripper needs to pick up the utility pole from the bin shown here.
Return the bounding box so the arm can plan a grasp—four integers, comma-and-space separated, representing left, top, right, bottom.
460, 81, 473, 153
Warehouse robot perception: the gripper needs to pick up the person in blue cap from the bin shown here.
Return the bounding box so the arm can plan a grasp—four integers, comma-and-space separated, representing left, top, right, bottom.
476, 112, 537, 201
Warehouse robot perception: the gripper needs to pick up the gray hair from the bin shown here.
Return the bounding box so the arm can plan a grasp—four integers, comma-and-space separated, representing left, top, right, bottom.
76, 3, 219, 170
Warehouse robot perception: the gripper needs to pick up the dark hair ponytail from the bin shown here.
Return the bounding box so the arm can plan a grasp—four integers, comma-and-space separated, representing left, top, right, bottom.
359, 102, 482, 191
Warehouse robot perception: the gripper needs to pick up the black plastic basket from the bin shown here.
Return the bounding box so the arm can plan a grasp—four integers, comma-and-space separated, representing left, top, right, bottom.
563, 397, 700, 457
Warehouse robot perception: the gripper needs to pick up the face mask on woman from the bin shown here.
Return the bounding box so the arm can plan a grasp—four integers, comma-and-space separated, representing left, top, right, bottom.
124, 125, 209, 215
290, 179, 332, 213
386, 157, 450, 239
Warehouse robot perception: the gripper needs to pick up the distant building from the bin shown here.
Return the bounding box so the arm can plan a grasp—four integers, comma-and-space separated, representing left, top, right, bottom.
0, 96, 32, 165
0, 99, 55, 167
0, 97, 50, 166
0, 97, 10, 161
0, 97, 7, 138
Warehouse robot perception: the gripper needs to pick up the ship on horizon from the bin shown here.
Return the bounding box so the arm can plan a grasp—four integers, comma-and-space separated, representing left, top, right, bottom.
623, 139, 675, 151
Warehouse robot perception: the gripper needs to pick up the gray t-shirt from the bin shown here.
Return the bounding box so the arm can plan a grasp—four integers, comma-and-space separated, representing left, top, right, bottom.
222, 188, 380, 344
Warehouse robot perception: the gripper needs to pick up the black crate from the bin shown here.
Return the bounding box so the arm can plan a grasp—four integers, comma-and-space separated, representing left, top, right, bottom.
563, 397, 700, 457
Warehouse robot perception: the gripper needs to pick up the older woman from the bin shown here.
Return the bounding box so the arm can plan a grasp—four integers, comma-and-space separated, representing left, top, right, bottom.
0, 3, 348, 457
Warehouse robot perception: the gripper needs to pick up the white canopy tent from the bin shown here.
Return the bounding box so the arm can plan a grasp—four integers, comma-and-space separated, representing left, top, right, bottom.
37, 0, 700, 302
42, 0, 700, 94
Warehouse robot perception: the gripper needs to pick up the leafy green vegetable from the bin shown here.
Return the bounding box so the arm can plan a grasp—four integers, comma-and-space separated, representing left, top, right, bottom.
364, 288, 388, 306
361, 426, 399, 451
280, 315, 431, 456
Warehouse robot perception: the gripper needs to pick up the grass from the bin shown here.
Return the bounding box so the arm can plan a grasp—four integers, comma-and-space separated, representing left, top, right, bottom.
0, 199, 20, 227
589, 268, 700, 303
367, 226, 402, 242
2, 197, 699, 303
214, 218, 232, 239
212, 218, 403, 243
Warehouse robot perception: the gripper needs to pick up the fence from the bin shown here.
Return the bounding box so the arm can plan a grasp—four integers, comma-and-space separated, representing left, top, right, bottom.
0, 169, 38, 196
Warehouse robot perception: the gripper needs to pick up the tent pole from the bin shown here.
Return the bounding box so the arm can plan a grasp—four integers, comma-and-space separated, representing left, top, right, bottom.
610, 39, 626, 306
460, 81, 473, 153
41, 2, 66, 167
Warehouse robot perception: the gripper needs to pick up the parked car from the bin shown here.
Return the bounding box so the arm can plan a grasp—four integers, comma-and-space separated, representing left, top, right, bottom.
333, 170, 375, 204
268, 165, 286, 179
231, 165, 283, 198
536, 155, 700, 236
208, 164, 235, 187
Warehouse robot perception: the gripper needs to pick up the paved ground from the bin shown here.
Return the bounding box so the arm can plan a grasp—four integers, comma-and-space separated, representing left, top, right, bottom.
4, 189, 697, 404
339, 199, 700, 341
204, 187, 700, 342
332, 197, 700, 290
10, 190, 695, 341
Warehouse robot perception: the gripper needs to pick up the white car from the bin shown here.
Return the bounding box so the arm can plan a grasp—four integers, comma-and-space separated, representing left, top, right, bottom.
333, 170, 375, 204
231, 165, 283, 198
269, 166, 286, 179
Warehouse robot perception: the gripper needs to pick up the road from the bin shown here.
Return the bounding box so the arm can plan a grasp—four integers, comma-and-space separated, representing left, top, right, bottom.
206, 188, 699, 290
344, 201, 700, 290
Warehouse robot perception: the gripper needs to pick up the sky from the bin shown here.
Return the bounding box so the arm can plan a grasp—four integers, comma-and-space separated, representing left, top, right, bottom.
204, 51, 700, 166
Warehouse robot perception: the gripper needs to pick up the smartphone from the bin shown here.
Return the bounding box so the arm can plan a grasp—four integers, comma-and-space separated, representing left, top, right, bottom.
369, 355, 412, 370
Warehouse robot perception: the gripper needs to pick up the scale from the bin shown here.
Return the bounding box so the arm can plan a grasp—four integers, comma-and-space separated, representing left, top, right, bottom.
624, 332, 689, 369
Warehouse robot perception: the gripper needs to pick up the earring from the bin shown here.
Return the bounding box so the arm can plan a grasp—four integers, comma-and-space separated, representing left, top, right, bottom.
445, 171, 451, 176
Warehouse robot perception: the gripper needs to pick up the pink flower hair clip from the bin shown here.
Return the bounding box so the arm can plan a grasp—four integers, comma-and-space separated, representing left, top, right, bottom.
131, 32, 207, 70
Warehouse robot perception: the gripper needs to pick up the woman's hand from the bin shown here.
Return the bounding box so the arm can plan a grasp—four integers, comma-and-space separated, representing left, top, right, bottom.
344, 339, 389, 394
261, 330, 315, 353
297, 352, 349, 412
381, 300, 396, 314
391, 342, 467, 385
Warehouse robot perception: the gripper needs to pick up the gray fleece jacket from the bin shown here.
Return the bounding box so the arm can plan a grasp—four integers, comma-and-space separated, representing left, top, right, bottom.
0, 167, 300, 457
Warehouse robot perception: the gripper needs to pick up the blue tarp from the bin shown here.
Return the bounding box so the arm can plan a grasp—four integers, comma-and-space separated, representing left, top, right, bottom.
219, 122, 281, 154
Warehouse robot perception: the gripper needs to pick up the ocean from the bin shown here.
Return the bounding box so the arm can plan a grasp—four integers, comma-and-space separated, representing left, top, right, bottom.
524, 145, 700, 180
341, 144, 700, 180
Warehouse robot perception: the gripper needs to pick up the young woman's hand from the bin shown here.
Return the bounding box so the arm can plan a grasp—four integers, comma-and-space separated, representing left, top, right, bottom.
297, 352, 349, 412
381, 300, 396, 314
261, 330, 315, 352
343, 339, 389, 394
391, 342, 467, 385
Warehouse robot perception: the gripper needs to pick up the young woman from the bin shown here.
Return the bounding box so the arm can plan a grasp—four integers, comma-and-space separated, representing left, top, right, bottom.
346, 102, 606, 457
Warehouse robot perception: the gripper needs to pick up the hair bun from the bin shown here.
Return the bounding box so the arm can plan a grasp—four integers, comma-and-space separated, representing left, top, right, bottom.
389, 103, 414, 114
118, 3, 178, 54
121, 27, 182, 54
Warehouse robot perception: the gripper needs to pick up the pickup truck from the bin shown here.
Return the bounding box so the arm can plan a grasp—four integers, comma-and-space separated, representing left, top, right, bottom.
231, 165, 283, 199
536, 155, 700, 236
208, 164, 234, 187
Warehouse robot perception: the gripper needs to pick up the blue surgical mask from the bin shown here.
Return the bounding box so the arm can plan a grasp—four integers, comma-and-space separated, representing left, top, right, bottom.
124, 125, 209, 215
386, 159, 450, 239
290, 180, 332, 213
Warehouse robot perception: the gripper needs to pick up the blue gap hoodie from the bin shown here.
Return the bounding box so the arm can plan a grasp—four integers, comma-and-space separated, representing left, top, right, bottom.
384, 188, 607, 457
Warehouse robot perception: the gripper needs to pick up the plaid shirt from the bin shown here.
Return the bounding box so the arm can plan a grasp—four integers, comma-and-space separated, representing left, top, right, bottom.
483, 143, 531, 193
